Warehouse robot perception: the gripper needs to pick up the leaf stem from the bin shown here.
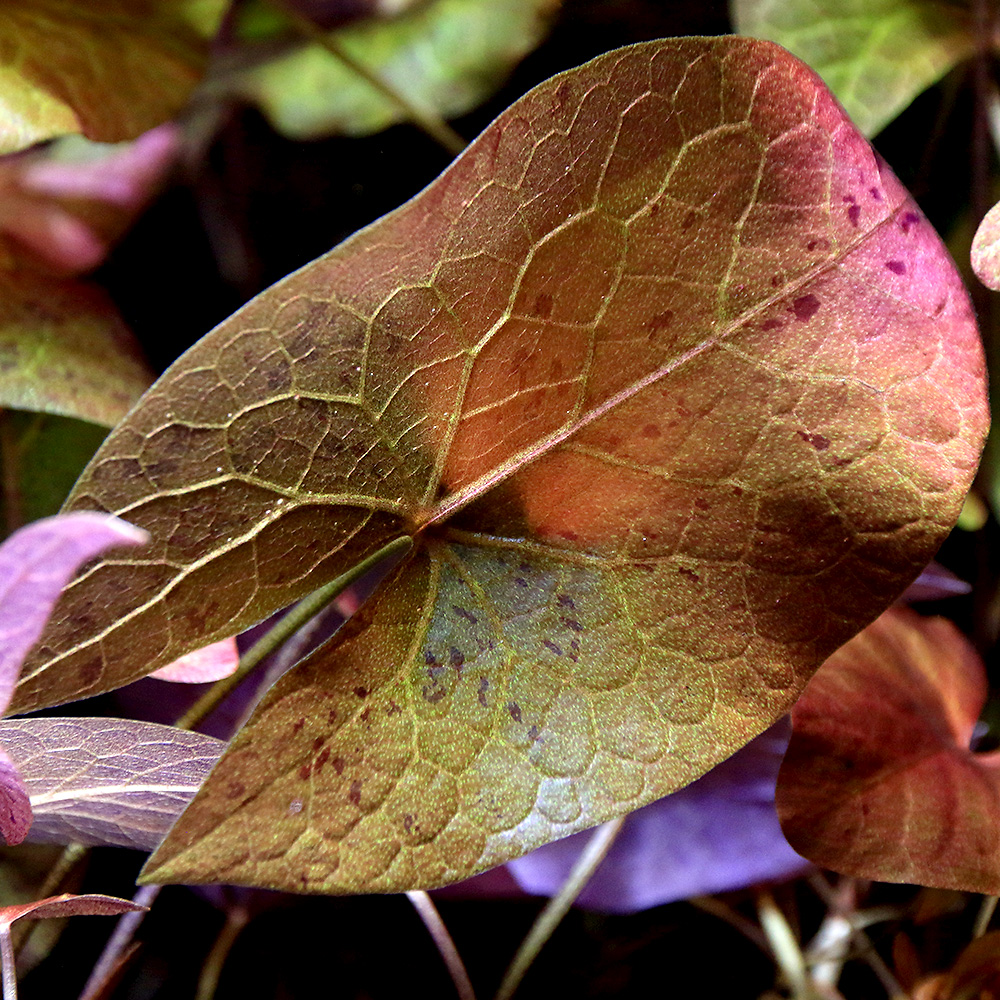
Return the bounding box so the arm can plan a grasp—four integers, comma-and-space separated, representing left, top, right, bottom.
975, 895, 999, 937
756, 888, 824, 1000
406, 891, 477, 1000
0, 926, 15, 1000
269, 0, 467, 156
194, 903, 249, 1000
494, 817, 625, 1000
0, 413, 23, 536
176, 536, 412, 731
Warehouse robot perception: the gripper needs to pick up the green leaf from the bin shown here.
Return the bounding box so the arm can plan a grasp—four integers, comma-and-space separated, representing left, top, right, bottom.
0, 0, 230, 154
730, 0, 976, 136
15, 37, 987, 891
0, 272, 152, 427
222, 0, 558, 139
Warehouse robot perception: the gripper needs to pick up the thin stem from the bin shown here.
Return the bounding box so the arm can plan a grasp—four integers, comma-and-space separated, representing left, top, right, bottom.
177, 536, 412, 731
756, 888, 821, 1000
975, 895, 999, 937
78, 885, 161, 1000
406, 891, 476, 1000
0, 927, 16, 1000
270, 0, 467, 156
494, 817, 625, 1000
0, 413, 23, 535
688, 895, 770, 953
194, 905, 249, 1000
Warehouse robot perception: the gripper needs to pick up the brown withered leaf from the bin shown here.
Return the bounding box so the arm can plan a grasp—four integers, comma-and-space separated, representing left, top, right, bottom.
12, 38, 986, 891
776, 608, 1000, 893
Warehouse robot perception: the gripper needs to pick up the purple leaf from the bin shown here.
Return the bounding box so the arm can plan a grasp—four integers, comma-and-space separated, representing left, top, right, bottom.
0, 749, 31, 846
448, 721, 809, 913
0, 513, 147, 716
898, 562, 971, 603
0, 718, 223, 851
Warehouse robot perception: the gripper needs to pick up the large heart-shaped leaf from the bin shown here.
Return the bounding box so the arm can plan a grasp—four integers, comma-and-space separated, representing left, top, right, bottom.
776, 608, 1000, 893
14, 37, 986, 890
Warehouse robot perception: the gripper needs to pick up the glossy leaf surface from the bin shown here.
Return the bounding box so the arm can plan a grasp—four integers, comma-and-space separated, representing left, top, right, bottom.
0, 1, 228, 154
776, 608, 1000, 893
731, 0, 976, 137
16, 37, 985, 890
224, 0, 558, 139
0, 718, 223, 851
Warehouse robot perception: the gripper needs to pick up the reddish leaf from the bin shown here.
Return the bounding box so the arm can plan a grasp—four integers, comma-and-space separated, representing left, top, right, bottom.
0, 893, 143, 927
149, 638, 240, 683
0, 514, 147, 716
13, 38, 986, 892
0, 751, 31, 846
776, 608, 1000, 893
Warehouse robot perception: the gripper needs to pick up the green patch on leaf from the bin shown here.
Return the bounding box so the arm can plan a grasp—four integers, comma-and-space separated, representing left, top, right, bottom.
731, 0, 976, 136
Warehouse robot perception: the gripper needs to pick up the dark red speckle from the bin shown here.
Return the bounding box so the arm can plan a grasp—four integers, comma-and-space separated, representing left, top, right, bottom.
514, 577, 528, 588
792, 294, 821, 322
450, 646, 465, 670
679, 566, 700, 582
312, 737, 326, 752
332, 757, 346, 775
534, 293, 553, 318
561, 617, 583, 632
647, 310, 674, 333
900, 211, 920, 233
404, 814, 416, 833
353, 686, 368, 698
557, 594, 575, 609
315, 747, 331, 772
508, 702, 522, 722
424, 650, 437, 665
385, 700, 402, 715
348, 780, 363, 806
327, 709, 338, 725
478, 677, 489, 708
885, 260, 906, 275
299, 763, 312, 780
761, 318, 784, 331
453, 606, 478, 624
292, 718, 305, 734
797, 430, 831, 451
847, 204, 861, 227
544, 640, 563, 655
641, 423, 661, 438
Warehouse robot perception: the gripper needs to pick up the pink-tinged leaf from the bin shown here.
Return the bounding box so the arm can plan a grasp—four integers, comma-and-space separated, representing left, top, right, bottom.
776, 608, 1000, 893
0, 718, 223, 851
0, 514, 147, 716
0, 125, 181, 274
972, 200, 1000, 291
0, 893, 144, 927
442, 720, 809, 912
0, 750, 31, 847
149, 638, 240, 684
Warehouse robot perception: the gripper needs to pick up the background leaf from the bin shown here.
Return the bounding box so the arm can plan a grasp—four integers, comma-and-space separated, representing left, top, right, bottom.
776, 608, 1000, 893
0, 751, 32, 847
149, 637, 240, 683
0, 893, 144, 925
222, 0, 559, 139
972, 199, 1000, 292
0, 718, 223, 851
0, 513, 147, 716
0, 0, 229, 154
731, 0, 976, 136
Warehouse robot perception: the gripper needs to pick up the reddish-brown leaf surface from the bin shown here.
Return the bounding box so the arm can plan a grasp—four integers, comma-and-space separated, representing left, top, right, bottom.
776, 608, 1000, 893
13, 38, 985, 891
0, 892, 143, 926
